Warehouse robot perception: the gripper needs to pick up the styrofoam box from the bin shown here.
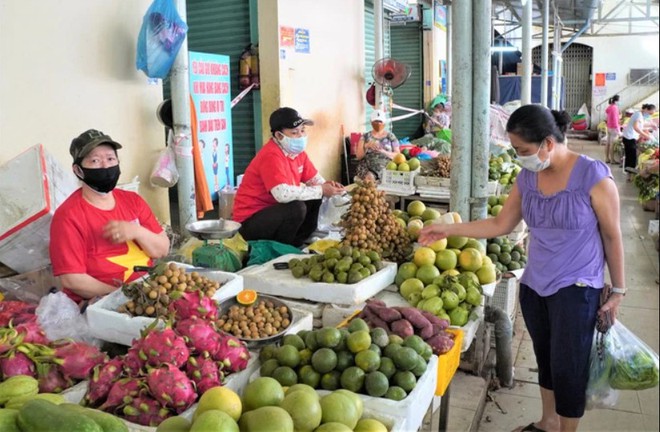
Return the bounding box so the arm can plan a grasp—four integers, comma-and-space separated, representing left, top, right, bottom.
321, 302, 365, 327
240, 254, 396, 305
0, 144, 79, 273
86, 266, 243, 346
250, 355, 438, 432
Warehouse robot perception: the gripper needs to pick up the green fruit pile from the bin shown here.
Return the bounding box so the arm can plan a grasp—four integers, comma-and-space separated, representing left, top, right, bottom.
401, 273, 483, 327
258, 319, 433, 401
486, 236, 527, 273
288, 246, 384, 284
486, 194, 508, 217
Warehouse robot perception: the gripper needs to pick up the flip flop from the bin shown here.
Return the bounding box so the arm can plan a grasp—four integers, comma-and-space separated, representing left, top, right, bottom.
520, 423, 545, 432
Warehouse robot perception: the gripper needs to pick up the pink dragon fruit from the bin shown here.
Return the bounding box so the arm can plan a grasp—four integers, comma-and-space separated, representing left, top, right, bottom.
175, 317, 223, 355
122, 393, 172, 427
83, 357, 125, 408
147, 364, 197, 413
212, 333, 250, 373
36, 362, 73, 393
0, 351, 36, 378
139, 327, 190, 368
185, 355, 223, 387
99, 377, 145, 411
123, 346, 145, 377
14, 321, 49, 345
195, 376, 223, 394
51, 341, 108, 380
169, 291, 219, 321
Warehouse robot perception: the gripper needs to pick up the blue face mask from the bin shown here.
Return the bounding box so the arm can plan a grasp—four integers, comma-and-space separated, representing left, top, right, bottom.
277, 134, 307, 155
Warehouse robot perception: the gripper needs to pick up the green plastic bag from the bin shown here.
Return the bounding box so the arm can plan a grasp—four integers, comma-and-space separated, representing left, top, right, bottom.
247, 240, 304, 266
436, 128, 452, 143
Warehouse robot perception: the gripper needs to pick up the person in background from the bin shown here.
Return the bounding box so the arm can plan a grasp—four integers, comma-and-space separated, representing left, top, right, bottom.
419, 105, 625, 432
355, 110, 400, 181
50, 129, 170, 305
604, 95, 620, 164
425, 102, 450, 136
621, 103, 656, 182
232, 107, 345, 247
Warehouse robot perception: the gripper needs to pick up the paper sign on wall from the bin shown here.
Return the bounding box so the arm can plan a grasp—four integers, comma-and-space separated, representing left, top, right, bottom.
595, 73, 606, 87
280, 26, 294, 48
434, 2, 447, 31
606, 72, 616, 81
295, 28, 310, 53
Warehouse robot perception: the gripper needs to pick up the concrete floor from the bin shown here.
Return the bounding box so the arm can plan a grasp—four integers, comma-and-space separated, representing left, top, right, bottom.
426, 138, 659, 432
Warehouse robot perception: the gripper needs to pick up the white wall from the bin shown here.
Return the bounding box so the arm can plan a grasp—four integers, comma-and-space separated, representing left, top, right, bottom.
258, 0, 365, 182
582, 35, 659, 125
0, 1, 170, 222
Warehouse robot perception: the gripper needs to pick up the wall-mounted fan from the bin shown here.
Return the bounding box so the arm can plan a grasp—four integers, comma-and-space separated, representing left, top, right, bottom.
371, 58, 411, 95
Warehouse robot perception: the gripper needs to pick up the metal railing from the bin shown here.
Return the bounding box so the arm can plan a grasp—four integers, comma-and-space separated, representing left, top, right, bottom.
595, 69, 660, 124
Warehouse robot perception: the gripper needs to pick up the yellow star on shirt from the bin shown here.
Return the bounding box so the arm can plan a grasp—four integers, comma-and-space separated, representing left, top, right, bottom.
107, 240, 151, 281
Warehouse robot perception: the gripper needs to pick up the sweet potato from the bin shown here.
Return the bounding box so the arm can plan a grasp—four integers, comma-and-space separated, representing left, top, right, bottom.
419, 322, 434, 340
368, 304, 402, 323
390, 319, 414, 339
425, 333, 455, 355
398, 307, 432, 330
366, 298, 386, 307
431, 322, 450, 335
419, 310, 448, 328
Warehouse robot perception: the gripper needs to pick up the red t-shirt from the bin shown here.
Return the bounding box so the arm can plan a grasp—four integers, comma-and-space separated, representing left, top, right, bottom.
49, 188, 163, 302
233, 139, 318, 223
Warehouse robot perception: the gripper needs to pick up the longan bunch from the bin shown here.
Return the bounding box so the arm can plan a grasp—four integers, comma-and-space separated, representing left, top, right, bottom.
340, 180, 412, 264
436, 155, 451, 178
215, 300, 291, 339
118, 262, 222, 318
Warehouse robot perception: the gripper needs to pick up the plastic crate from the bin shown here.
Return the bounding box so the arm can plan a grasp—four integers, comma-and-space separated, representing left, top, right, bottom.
379, 168, 419, 195
414, 175, 450, 188
436, 327, 463, 396
490, 276, 519, 321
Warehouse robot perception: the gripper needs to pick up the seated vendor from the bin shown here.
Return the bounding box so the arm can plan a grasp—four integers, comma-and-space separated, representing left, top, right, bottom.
425, 102, 450, 136
355, 110, 400, 181
49, 129, 170, 304
233, 107, 345, 247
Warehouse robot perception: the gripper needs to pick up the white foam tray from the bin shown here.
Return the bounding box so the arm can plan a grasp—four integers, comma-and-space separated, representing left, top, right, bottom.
240, 254, 396, 306
481, 281, 497, 297
86, 265, 243, 346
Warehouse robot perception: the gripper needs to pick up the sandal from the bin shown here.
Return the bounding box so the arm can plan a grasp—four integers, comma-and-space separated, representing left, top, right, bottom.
519, 423, 546, 432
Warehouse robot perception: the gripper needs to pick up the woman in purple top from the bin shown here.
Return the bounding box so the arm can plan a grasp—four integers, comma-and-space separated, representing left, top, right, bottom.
419, 105, 625, 432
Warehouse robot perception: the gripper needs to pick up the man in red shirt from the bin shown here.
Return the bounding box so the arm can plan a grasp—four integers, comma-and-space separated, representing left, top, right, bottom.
49, 129, 170, 304
233, 107, 345, 246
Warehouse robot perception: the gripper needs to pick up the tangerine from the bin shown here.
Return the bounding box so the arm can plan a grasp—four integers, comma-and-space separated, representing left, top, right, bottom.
237, 289, 258, 305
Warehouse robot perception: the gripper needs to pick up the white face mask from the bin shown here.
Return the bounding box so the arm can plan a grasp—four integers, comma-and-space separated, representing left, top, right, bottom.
517, 143, 550, 172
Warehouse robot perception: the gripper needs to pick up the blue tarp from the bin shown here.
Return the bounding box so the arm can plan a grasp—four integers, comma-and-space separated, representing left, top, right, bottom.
498, 76, 564, 107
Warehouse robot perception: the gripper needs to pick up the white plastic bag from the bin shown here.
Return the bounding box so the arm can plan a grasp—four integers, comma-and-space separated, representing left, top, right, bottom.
317, 194, 350, 231
150, 131, 179, 188
35, 292, 100, 346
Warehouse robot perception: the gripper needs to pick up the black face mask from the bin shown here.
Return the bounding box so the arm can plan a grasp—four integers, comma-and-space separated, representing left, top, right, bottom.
76, 165, 121, 193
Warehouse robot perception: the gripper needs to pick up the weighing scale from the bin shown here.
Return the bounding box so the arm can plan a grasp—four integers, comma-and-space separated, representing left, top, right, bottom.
185, 219, 242, 270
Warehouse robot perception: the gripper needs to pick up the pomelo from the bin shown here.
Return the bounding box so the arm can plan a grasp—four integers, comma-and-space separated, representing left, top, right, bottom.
397, 262, 418, 280
320, 393, 360, 429
241, 377, 284, 412
354, 418, 388, 432
194, 386, 242, 422
397, 162, 410, 172
421, 208, 440, 222
476, 264, 497, 284
407, 157, 420, 171
407, 219, 424, 240
463, 239, 486, 255
446, 236, 468, 249
399, 278, 424, 299
413, 247, 436, 267
406, 200, 426, 217
385, 161, 398, 171
191, 410, 239, 432
429, 238, 448, 252
458, 248, 483, 272
415, 264, 441, 286
238, 406, 293, 432
435, 249, 457, 271
279, 390, 322, 431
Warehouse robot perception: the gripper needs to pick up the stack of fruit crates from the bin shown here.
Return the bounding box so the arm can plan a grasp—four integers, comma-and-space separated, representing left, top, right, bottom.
378, 168, 419, 196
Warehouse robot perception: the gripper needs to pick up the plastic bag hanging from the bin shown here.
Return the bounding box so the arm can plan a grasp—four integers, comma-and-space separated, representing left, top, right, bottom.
150, 130, 179, 188
136, 0, 188, 79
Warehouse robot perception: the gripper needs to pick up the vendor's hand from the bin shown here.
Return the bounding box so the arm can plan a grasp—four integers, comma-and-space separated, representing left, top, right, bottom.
598, 293, 623, 326
321, 181, 345, 197
103, 220, 136, 244
418, 224, 450, 246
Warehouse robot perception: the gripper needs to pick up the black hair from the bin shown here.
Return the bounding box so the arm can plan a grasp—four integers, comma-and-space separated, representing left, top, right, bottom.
609, 95, 620, 104
506, 104, 572, 144
642, 104, 656, 111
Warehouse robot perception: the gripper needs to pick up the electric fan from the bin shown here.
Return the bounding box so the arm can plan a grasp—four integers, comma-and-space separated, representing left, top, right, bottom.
371, 58, 411, 95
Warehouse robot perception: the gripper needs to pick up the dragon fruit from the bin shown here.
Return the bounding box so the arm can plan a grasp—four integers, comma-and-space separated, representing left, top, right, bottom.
122, 393, 172, 427
36, 362, 73, 393
186, 355, 223, 387
100, 377, 144, 411
139, 327, 189, 368
83, 357, 125, 408
0, 350, 36, 378
212, 333, 250, 373
51, 341, 108, 380
175, 317, 223, 355
195, 376, 223, 394
14, 321, 49, 345
147, 364, 197, 413
169, 291, 219, 321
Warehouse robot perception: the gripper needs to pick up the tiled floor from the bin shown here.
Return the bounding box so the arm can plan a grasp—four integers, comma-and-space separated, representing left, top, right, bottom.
476, 139, 660, 432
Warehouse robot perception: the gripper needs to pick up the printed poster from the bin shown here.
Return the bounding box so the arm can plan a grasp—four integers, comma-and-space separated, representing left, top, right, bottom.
434, 2, 447, 31
295, 28, 310, 53
595, 73, 606, 87
280, 26, 294, 48
188, 51, 234, 201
